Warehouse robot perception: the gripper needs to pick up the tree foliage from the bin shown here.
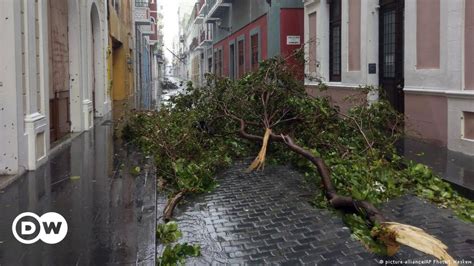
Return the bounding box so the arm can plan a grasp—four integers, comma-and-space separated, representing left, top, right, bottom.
124, 56, 473, 260
156, 222, 201, 265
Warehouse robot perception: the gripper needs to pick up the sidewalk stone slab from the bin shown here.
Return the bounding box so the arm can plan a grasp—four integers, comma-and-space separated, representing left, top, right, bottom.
158, 161, 474, 265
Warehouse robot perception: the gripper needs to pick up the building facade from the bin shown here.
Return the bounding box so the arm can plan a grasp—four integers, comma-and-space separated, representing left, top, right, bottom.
108, 0, 135, 106
134, 0, 163, 110
178, 0, 304, 85
304, 0, 474, 156
148, 0, 164, 107
0, 0, 109, 175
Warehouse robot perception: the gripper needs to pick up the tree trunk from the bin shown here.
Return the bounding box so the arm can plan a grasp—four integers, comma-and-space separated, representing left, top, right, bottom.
163, 191, 185, 222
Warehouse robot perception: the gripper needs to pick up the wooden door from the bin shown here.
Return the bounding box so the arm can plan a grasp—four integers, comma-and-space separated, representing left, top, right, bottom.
48, 0, 70, 142
379, 0, 404, 113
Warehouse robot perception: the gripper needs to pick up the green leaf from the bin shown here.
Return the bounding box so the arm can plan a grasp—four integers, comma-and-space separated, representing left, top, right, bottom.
130, 166, 141, 176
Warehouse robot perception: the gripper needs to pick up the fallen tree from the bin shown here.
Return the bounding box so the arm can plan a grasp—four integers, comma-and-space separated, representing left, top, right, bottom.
231, 110, 455, 263
124, 55, 472, 265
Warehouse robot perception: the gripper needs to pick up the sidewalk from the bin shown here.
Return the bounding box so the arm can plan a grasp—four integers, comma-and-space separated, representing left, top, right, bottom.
0, 119, 156, 265
399, 138, 474, 198
158, 160, 474, 265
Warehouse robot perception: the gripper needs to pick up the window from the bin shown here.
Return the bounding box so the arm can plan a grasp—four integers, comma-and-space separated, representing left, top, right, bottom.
208, 57, 212, 73
382, 10, 396, 78
135, 0, 148, 7
230, 43, 235, 80
214, 50, 218, 75
464, 112, 474, 140
251, 34, 259, 71
238, 39, 245, 78
329, 0, 341, 81
218, 49, 223, 76
214, 49, 222, 76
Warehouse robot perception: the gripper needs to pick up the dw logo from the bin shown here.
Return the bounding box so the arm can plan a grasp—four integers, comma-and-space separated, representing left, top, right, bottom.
11, 212, 68, 244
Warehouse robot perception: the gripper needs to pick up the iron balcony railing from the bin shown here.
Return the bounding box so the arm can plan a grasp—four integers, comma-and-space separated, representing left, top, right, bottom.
135, 0, 149, 8
205, 0, 231, 22
206, 0, 218, 10
199, 23, 213, 45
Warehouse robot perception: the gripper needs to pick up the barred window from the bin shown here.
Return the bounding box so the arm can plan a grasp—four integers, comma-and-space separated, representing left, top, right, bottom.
329, 0, 341, 81
238, 39, 245, 77
251, 34, 259, 71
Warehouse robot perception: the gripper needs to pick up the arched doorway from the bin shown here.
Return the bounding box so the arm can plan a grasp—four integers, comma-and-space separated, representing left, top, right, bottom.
90, 3, 103, 117
48, 0, 71, 143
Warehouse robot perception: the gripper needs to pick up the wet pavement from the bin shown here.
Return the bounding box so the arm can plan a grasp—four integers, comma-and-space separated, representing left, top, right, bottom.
0, 118, 156, 265
159, 160, 474, 265
399, 138, 474, 198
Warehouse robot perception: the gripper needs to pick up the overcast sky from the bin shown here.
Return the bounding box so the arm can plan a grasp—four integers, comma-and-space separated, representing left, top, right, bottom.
161, 0, 195, 64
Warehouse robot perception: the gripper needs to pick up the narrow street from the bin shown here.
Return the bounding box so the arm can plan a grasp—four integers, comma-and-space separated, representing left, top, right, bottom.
0, 118, 156, 265
160, 76, 188, 106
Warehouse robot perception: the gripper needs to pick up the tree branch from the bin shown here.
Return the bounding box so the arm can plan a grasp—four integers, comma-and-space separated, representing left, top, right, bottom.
339, 112, 373, 151
233, 126, 386, 225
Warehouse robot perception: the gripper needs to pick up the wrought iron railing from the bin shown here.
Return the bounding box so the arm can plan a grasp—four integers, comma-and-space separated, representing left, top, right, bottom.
199, 24, 213, 44
135, 0, 148, 8
206, 0, 218, 11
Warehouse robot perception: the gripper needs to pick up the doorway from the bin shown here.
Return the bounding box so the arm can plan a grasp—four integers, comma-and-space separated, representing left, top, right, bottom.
379, 0, 404, 113
238, 39, 244, 78
48, 0, 71, 143
230, 43, 235, 80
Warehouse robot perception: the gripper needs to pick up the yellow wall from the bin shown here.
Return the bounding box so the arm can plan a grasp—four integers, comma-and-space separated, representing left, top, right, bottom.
108, 0, 134, 102
112, 45, 129, 100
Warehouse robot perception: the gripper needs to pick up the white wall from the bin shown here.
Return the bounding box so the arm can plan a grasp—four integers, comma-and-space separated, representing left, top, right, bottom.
404, 0, 463, 92
404, 0, 474, 155
304, 0, 474, 155
0, 0, 23, 175
0, 0, 109, 174
304, 0, 379, 92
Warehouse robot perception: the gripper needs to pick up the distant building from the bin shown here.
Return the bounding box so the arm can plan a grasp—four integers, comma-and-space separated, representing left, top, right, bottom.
133, 0, 164, 109
303, 0, 474, 156
108, 0, 135, 108
179, 0, 304, 86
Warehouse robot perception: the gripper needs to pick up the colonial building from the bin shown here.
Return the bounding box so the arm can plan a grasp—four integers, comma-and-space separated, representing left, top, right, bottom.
304, 0, 474, 156
108, 0, 135, 107
134, 0, 164, 109
178, 0, 304, 85
0, 0, 109, 175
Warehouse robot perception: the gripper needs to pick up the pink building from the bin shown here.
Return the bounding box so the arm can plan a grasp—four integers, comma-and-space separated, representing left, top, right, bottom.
304, 0, 474, 156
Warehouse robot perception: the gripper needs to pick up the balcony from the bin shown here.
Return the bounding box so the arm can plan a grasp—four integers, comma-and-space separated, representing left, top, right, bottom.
135, 8, 151, 25
134, 0, 150, 25
135, 0, 149, 7
193, 2, 205, 25
140, 24, 154, 36
189, 37, 199, 51
197, 23, 213, 49
205, 0, 232, 23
